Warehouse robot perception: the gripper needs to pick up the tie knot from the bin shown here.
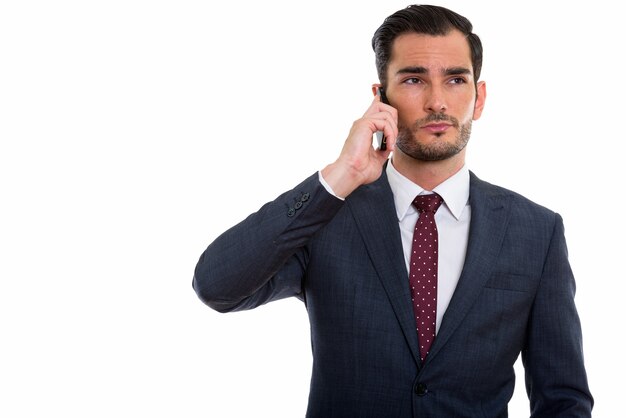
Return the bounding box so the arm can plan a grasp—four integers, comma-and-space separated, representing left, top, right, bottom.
412, 193, 443, 214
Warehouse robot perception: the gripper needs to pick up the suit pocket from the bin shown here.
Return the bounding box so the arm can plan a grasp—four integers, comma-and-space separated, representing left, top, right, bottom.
484, 273, 537, 293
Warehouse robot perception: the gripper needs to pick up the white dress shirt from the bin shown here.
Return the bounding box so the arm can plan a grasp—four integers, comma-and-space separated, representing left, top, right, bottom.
319, 162, 471, 334
385, 161, 470, 334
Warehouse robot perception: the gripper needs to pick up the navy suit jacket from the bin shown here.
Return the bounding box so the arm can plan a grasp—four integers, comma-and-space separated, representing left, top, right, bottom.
193, 170, 593, 417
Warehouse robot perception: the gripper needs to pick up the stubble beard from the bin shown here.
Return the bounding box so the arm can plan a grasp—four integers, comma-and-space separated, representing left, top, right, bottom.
395, 113, 472, 162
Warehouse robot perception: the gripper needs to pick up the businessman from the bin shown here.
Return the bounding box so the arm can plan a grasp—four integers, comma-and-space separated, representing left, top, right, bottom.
193, 5, 593, 417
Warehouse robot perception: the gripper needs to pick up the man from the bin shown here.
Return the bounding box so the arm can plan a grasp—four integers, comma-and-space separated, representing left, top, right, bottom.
193, 5, 593, 417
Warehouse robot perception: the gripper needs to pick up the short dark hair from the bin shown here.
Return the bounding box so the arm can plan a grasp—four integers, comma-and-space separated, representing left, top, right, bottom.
372, 5, 483, 87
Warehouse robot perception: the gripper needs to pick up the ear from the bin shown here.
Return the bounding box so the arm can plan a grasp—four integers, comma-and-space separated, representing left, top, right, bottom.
472, 81, 487, 120
371, 83, 383, 97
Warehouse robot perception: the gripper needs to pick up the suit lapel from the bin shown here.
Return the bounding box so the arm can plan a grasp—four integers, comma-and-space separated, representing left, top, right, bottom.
425, 172, 511, 363
346, 170, 423, 366
346, 170, 512, 367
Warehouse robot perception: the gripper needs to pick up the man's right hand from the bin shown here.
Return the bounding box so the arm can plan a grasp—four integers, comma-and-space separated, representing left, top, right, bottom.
321, 95, 398, 198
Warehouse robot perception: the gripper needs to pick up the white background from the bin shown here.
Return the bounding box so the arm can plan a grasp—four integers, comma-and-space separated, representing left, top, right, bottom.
1, 0, 622, 416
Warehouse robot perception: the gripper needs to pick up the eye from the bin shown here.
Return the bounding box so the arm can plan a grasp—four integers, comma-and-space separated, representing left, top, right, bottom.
449, 77, 467, 84
403, 77, 423, 85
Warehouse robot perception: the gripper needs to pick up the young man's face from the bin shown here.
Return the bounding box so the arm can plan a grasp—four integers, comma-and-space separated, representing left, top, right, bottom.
384, 30, 486, 162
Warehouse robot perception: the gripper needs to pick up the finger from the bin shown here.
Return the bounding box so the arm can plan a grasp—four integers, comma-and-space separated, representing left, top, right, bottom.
363, 95, 387, 117
372, 110, 398, 139
365, 95, 398, 118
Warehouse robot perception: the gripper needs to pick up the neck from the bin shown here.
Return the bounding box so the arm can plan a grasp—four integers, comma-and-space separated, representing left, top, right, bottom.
391, 148, 466, 191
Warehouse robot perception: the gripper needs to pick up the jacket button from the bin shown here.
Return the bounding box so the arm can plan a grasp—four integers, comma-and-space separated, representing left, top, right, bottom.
294, 201, 303, 209
301, 193, 310, 202
414, 383, 428, 396
287, 208, 296, 217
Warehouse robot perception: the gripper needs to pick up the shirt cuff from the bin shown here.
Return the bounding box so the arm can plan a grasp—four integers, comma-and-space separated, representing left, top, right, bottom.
318, 171, 345, 201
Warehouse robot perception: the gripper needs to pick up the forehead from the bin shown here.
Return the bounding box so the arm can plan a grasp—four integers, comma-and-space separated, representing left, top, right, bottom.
389, 30, 473, 73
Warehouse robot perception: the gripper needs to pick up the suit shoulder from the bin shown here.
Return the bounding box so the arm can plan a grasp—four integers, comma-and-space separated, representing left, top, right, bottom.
470, 172, 559, 222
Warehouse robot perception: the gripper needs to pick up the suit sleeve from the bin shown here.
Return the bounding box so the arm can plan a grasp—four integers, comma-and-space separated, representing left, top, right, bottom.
523, 213, 593, 416
192, 173, 344, 313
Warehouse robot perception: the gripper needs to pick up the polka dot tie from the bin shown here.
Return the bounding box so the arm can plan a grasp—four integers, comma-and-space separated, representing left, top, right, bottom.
410, 193, 444, 362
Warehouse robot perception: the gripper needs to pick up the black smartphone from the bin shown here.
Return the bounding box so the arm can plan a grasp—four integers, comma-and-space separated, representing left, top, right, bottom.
376, 87, 389, 151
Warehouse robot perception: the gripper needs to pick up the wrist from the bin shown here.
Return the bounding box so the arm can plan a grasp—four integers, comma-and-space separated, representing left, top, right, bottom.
320, 160, 364, 199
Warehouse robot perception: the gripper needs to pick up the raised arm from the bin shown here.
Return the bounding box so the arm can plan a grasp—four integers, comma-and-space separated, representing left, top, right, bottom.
193, 94, 398, 313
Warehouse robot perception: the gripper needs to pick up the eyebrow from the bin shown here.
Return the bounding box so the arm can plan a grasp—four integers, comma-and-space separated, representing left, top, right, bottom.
396, 66, 471, 76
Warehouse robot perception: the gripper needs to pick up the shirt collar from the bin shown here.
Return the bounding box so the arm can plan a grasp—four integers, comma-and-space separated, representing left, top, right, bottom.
386, 159, 470, 221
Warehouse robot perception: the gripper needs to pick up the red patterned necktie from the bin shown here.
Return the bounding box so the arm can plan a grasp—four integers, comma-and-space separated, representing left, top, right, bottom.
410, 193, 444, 362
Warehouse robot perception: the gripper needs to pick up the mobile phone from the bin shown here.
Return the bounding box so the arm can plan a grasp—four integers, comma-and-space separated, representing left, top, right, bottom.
376, 87, 389, 151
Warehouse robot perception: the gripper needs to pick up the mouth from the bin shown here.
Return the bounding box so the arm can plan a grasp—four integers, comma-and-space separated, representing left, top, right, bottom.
421, 123, 452, 133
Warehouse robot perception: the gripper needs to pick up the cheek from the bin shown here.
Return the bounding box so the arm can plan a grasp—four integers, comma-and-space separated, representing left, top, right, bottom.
395, 96, 426, 124
458, 96, 479, 122
395, 106, 419, 127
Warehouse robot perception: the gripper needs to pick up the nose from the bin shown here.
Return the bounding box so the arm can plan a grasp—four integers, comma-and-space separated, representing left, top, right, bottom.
423, 85, 447, 113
